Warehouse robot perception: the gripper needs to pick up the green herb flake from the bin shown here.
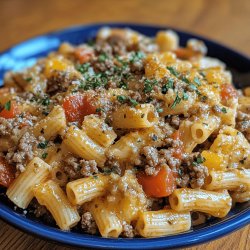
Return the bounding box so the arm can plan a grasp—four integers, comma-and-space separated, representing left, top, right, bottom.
171, 93, 182, 108
130, 51, 145, 63
144, 79, 158, 93
41, 152, 48, 159
4, 100, 11, 111
93, 175, 98, 179
103, 167, 112, 175
77, 63, 90, 74
117, 95, 127, 103
182, 76, 190, 84
192, 155, 206, 166
167, 66, 179, 77
182, 92, 189, 101
162, 78, 174, 94
128, 97, 138, 107
193, 77, 201, 86
98, 53, 107, 62
37, 141, 49, 149
25, 77, 33, 82
221, 107, 227, 113
41, 97, 50, 106
156, 108, 163, 113
189, 84, 198, 91
118, 81, 128, 90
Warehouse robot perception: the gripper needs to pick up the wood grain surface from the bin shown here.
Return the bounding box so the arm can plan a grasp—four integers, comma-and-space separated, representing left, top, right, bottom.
0, 0, 249, 250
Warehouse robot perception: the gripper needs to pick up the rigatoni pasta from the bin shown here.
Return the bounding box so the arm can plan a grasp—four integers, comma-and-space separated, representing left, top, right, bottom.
34, 180, 80, 230
6, 157, 51, 209
169, 188, 232, 218
1, 27, 249, 239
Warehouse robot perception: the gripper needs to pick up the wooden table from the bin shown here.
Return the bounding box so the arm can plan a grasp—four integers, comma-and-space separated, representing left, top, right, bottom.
0, 0, 249, 249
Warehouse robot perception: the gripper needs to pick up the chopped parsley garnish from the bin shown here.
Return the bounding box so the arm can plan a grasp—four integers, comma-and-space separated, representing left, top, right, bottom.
130, 51, 145, 63
93, 175, 98, 179
161, 78, 174, 94
41, 152, 48, 159
25, 77, 32, 82
167, 66, 179, 77
171, 93, 182, 108
77, 63, 90, 74
98, 53, 108, 62
41, 97, 50, 106
156, 108, 163, 113
192, 155, 206, 166
129, 98, 138, 107
117, 95, 127, 103
144, 79, 158, 93
4, 100, 11, 111
194, 77, 201, 86
118, 81, 128, 90
37, 141, 49, 149
221, 107, 227, 113
181, 76, 190, 84
103, 167, 112, 175
189, 84, 198, 91
182, 92, 189, 100
117, 95, 138, 107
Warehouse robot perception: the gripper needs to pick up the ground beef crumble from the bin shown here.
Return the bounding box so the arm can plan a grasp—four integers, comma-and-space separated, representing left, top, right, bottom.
6, 132, 44, 173
63, 156, 99, 180
81, 212, 98, 234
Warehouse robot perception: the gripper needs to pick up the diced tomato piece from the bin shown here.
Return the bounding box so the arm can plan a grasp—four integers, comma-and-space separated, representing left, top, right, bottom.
75, 48, 93, 64
221, 84, 237, 101
0, 157, 15, 187
62, 94, 96, 124
137, 166, 176, 198
0, 101, 19, 119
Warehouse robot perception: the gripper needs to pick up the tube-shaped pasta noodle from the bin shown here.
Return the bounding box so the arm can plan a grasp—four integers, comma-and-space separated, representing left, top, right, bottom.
33, 106, 66, 140
136, 209, 191, 237
191, 116, 219, 143
63, 126, 106, 167
51, 166, 68, 186
231, 190, 250, 203
82, 115, 117, 148
204, 169, 250, 191
88, 199, 122, 238
107, 125, 165, 163
34, 180, 80, 230
66, 174, 110, 205
179, 120, 197, 153
6, 157, 51, 209
169, 188, 232, 218
156, 30, 179, 51
112, 104, 158, 129
162, 90, 196, 116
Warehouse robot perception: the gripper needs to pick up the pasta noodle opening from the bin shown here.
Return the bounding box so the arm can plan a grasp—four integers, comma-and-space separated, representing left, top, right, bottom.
147, 111, 156, 123
67, 188, 76, 203
195, 129, 204, 139
172, 196, 179, 206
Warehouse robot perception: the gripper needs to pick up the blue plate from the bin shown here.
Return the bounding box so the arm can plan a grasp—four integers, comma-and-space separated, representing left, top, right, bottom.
0, 23, 249, 249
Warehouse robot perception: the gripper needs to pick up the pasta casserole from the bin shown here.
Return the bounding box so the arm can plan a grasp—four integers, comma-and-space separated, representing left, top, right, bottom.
0, 27, 249, 238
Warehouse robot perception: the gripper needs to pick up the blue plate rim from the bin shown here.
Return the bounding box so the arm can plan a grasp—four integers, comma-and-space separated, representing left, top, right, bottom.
0, 22, 250, 249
